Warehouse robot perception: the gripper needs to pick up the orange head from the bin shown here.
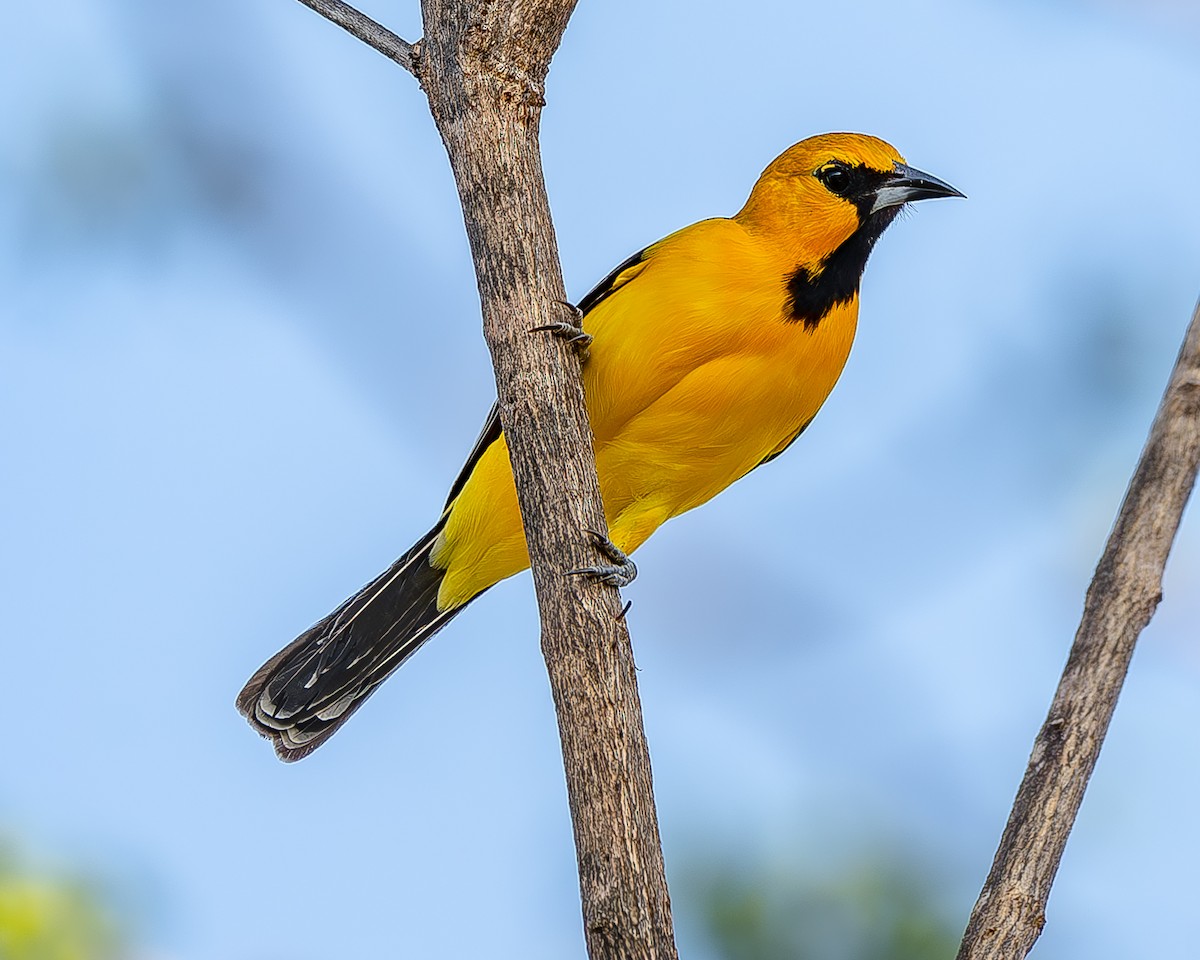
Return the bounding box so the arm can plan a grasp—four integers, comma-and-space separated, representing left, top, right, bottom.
736, 132, 962, 327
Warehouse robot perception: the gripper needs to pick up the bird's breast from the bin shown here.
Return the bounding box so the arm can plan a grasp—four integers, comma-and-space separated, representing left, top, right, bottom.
580, 216, 864, 448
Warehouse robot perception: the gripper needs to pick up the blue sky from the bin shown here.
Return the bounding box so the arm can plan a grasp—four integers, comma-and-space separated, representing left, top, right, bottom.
3, 0, 1200, 957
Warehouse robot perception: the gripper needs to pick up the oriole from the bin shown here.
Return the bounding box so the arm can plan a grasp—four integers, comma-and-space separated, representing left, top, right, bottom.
238, 132, 962, 760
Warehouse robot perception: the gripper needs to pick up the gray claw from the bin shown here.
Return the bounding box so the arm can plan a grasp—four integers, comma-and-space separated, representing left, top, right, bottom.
569, 530, 637, 588
531, 320, 593, 348
553, 298, 585, 322
531, 300, 592, 351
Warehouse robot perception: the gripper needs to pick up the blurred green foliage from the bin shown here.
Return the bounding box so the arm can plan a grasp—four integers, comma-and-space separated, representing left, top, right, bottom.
692, 854, 960, 960
0, 845, 123, 960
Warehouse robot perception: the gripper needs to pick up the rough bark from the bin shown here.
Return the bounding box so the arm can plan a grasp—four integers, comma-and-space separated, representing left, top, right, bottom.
295, 1, 678, 957
956, 297, 1200, 960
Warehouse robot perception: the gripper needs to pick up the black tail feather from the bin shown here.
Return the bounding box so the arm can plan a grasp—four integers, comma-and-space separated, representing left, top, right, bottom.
237, 523, 466, 761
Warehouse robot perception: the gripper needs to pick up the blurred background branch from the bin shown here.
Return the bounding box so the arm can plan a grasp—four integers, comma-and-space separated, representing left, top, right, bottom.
957, 296, 1200, 959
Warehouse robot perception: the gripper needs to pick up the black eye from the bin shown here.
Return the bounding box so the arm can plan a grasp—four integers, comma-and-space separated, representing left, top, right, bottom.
817, 161, 853, 196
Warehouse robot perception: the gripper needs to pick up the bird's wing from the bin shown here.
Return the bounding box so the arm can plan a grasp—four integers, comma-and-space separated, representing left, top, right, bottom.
753, 414, 815, 469
441, 244, 656, 510
443, 404, 503, 511
576, 245, 652, 314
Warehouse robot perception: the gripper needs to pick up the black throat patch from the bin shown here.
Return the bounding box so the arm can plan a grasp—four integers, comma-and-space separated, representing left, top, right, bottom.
786, 168, 901, 331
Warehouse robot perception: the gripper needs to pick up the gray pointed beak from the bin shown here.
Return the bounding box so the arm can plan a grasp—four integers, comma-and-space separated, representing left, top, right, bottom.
870, 161, 965, 214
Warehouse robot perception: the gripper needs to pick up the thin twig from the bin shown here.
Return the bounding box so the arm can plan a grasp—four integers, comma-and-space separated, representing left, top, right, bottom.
296, 0, 418, 75
956, 296, 1200, 960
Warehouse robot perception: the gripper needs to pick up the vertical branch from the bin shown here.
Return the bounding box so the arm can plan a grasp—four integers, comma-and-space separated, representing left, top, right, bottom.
299, 0, 678, 956
417, 5, 678, 955
956, 297, 1200, 960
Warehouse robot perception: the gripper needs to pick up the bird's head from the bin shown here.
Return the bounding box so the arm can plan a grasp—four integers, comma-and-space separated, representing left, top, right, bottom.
736, 132, 963, 269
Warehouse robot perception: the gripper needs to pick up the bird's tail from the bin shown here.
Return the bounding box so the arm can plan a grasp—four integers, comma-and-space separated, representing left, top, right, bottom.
237, 521, 466, 761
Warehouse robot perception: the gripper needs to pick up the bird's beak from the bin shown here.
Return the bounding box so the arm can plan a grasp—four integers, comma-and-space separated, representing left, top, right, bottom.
870, 161, 965, 214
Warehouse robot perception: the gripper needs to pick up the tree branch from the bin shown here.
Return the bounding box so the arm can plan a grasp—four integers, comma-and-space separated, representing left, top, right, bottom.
416, 4, 678, 954
296, 0, 418, 75
956, 296, 1200, 960
298, 0, 678, 956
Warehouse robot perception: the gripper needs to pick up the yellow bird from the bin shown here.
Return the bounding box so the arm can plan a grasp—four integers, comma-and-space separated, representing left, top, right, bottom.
239, 132, 962, 760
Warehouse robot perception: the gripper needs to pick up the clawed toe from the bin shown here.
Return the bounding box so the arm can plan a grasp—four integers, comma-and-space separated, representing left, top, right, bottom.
569, 530, 637, 588
531, 300, 592, 351
531, 320, 593, 348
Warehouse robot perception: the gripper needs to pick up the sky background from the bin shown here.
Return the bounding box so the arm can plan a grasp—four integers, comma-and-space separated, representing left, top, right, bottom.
3, 0, 1200, 957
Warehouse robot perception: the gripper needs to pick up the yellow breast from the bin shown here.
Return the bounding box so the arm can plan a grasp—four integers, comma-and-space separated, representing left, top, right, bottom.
433, 216, 861, 608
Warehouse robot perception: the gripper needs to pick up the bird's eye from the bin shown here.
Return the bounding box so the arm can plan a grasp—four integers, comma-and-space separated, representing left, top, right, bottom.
816, 162, 853, 197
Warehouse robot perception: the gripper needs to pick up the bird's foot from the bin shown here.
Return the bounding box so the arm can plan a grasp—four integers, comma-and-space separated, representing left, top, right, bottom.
569, 529, 637, 588
531, 300, 593, 351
